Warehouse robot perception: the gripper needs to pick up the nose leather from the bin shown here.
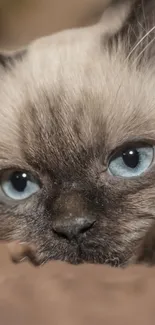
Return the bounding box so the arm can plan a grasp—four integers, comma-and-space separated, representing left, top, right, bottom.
52, 216, 95, 240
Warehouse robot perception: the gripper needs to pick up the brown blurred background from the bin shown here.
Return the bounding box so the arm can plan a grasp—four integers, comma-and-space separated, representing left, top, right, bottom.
0, 0, 107, 49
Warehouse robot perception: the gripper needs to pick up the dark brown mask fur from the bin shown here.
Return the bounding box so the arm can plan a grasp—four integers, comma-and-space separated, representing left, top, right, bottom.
1, 0, 155, 266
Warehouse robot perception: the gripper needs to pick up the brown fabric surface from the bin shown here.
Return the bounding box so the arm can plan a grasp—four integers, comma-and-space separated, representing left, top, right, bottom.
0, 244, 154, 325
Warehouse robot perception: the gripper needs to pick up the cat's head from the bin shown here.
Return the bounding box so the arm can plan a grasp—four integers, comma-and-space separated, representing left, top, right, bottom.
0, 0, 155, 266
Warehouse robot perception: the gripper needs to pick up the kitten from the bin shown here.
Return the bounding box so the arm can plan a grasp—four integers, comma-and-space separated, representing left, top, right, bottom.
0, 0, 155, 266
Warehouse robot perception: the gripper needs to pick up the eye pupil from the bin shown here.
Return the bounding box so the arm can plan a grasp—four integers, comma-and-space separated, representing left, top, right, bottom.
10, 172, 28, 192
122, 149, 139, 168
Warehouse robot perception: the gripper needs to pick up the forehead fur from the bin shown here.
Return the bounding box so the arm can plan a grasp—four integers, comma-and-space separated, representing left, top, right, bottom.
0, 26, 155, 168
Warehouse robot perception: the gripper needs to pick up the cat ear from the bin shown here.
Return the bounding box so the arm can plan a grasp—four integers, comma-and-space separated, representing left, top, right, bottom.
0, 49, 26, 69
98, 0, 134, 37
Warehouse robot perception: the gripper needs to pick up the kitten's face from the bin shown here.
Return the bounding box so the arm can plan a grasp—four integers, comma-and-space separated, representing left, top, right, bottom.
1, 3, 155, 266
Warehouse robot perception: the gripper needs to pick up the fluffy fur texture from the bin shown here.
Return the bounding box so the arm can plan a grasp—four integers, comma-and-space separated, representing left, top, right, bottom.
0, 0, 155, 266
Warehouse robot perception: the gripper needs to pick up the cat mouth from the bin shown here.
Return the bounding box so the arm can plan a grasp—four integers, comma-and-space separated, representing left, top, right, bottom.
43, 242, 121, 267
10, 239, 121, 267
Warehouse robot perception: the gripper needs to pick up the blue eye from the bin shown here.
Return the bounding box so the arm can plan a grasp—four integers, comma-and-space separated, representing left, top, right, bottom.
108, 146, 154, 178
1, 171, 40, 200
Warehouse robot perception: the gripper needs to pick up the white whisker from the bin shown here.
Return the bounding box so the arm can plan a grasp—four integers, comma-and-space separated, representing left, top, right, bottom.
138, 21, 147, 34
133, 34, 155, 64
126, 25, 155, 59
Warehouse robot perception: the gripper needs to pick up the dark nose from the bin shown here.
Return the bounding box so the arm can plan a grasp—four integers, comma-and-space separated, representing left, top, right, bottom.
52, 216, 95, 240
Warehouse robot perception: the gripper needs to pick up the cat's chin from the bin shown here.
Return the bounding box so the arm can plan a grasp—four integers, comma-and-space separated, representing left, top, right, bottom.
37, 243, 123, 267
48, 253, 121, 267
10, 238, 124, 267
